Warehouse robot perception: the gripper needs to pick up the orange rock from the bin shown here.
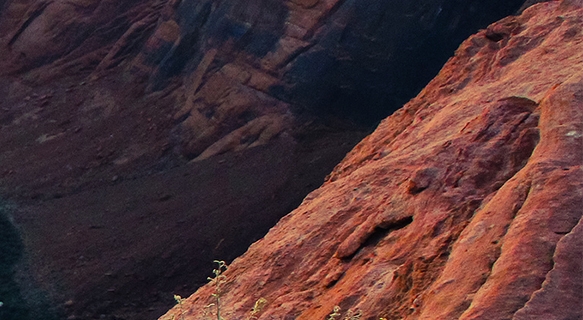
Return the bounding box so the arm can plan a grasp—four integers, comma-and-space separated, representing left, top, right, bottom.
160, 2, 583, 319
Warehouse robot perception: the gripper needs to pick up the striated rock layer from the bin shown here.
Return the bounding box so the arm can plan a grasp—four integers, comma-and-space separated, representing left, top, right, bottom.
0, 0, 526, 160
0, 1, 537, 319
161, 1, 583, 319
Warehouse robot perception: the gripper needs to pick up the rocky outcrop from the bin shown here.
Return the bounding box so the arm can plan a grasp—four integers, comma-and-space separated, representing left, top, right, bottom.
161, 2, 583, 319
0, 0, 526, 160
0, 0, 566, 319
137, 0, 528, 158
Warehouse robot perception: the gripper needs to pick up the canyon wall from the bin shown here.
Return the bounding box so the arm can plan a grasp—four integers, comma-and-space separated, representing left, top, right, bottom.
0, 0, 526, 159
161, 1, 583, 319
0, 0, 566, 319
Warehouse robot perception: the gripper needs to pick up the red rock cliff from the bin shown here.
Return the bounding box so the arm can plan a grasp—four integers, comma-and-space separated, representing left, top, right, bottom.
161, 1, 583, 319
0, 1, 536, 319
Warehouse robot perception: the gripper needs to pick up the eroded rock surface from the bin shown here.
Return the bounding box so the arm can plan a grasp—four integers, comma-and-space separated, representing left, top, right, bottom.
161, 2, 583, 319
0, 0, 526, 160
0, 0, 562, 319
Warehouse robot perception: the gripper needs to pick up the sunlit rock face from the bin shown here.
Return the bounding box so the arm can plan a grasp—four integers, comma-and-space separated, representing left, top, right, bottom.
0, 0, 557, 319
161, 1, 583, 319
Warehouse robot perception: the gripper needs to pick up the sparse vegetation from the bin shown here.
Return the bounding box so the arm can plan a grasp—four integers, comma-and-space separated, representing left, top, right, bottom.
327, 306, 387, 320
327, 305, 342, 319
168, 261, 267, 320
247, 297, 267, 320
327, 306, 363, 320
170, 261, 389, 320
205, 260, 228, 320
173, 294, 185, 320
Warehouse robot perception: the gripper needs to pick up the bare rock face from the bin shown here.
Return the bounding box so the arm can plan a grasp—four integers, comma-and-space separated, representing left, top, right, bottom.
140, 0, 528, 158
0, 0, 526, 160
161, 2, 583, 319
0, 0, 563, 319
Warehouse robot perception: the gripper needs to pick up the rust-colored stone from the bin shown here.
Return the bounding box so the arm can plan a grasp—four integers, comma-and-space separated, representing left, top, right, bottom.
161, 2, 583, 319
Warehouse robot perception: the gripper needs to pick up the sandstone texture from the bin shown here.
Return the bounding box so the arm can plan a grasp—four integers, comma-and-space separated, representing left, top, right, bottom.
0, 0, 564, 319
161, 2, 583, 319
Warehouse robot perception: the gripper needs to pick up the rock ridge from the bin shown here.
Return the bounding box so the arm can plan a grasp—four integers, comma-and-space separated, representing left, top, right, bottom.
0, 0, 577, 319
161, 2, 583, 319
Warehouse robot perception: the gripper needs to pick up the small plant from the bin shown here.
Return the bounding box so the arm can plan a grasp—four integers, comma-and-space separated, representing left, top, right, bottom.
206, 260, 228, 320
247, 297, 268, 320
174, 294, 186, 320
327, 306, 366, 320
168, 260, 269, 320
328, 306, 342, 320
344, 309, 363, 320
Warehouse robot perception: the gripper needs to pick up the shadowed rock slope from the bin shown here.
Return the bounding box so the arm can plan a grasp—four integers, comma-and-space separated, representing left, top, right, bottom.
0, 0, 526, 160
161, 2, 583, 319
